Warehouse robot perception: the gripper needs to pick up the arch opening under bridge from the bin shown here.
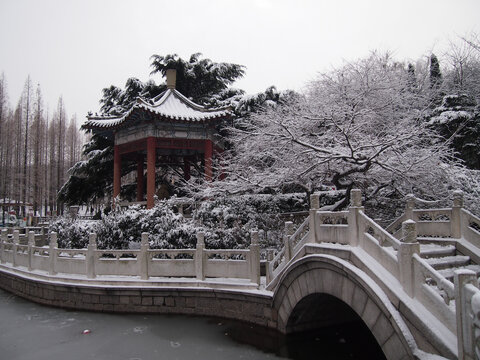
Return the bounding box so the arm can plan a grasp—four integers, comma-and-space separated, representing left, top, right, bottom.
273, 254, 418, 360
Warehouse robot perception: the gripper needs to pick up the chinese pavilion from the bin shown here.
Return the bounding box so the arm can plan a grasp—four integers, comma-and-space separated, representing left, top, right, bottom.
83, 70, 231, 209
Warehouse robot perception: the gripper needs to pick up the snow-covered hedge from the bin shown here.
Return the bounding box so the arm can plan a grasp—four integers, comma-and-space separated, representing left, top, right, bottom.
49, 193, 308, 250
195, 193, 307, 249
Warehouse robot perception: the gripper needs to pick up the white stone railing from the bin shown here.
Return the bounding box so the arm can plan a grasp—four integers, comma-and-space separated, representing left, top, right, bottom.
266, 216, 310, 286
303, 188, 480, 358
461, 208, 480, 248
0, 229, 261, 285
455, 270, 480, 360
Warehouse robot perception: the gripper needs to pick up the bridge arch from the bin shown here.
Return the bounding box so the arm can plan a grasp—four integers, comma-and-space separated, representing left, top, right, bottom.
272, 254, 417, 360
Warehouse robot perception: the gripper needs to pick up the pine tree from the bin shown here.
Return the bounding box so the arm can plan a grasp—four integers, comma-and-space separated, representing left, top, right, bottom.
61, 53, 247, 205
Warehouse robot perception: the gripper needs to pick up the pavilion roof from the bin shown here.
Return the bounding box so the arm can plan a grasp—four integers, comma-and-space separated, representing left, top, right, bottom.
84, 88, 231, 130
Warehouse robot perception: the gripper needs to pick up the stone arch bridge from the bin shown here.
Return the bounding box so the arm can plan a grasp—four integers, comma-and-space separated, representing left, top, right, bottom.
1, 190, 480, 359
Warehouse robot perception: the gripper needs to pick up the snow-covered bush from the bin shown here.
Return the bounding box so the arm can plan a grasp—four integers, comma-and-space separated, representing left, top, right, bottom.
50, 194, 309, 250
96, 202, 198, 249
195, 193, 308, 250
49, 217, 98, 249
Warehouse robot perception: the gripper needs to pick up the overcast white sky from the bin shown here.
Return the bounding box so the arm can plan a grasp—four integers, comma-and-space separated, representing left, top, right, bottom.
1, 0, 479, 124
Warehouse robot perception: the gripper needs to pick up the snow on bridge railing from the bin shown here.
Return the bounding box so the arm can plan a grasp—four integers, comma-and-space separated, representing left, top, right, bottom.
461, 208, 480, 248
0, 228, 261, 286
261, 188, 480, 357
386, 189, 480, 243
265, 215, 310, 285
455, 270, 480, 360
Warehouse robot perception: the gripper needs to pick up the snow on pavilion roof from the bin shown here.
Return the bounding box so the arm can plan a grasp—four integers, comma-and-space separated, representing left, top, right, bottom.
84, 89, 231, 130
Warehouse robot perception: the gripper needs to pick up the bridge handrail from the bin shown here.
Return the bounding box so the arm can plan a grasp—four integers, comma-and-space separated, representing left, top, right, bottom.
317, 211, 348, 225
385, 213, 407, 237
359, 211, 402, 250
291, 216, 310, 252
412, 253, 455, 303
412, 208, 452, 222
267, 215, 310, 285
269, 248, 286, 279
461, 208, 480, 246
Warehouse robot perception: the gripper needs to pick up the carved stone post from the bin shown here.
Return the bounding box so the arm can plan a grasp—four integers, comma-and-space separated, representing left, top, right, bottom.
12, 230, 19, 267
266, 249, 274, 285
249, 231, 260, 285
0, 229, 7, 264
454, 269, 479, 360
471, 292, 480, 360
451, 189, 464, 239
348, 189, 364, 247
49, 232, 58, 275
309, 194, 319, 243
195, 231, 205, 280
284, 221, 294, 261
398, 220, 420, 297
27, 231, 35, 271
139, 232, 149, 280
405, 194, 415, 220
86, 233, 97, 279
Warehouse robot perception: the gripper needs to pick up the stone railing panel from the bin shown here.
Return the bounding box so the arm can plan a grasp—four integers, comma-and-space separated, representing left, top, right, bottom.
461, 209, 480, 248
316, 211, 349, 244
412, 254, 456, 333
412, 209, 452, 237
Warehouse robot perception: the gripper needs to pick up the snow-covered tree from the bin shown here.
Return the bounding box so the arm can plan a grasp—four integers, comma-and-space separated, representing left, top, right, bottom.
62, 53, 248, 205
198, 52, 460, 217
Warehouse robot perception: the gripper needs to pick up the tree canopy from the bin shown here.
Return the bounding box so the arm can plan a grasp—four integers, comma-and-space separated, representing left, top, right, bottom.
194, 51, 480, 217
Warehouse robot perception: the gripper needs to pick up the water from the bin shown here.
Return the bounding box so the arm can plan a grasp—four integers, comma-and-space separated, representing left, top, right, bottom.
0, 288, 385, 359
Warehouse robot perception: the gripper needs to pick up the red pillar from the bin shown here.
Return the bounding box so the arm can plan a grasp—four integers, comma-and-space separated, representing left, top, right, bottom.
183, 157, 191, 181
146, 137, 156, 209
136, 154, 144, 202
204, 140, 213, 181
113, 144, 121, 206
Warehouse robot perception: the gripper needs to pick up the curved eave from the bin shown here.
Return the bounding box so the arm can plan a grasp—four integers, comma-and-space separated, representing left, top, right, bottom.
84, 105, 231, 131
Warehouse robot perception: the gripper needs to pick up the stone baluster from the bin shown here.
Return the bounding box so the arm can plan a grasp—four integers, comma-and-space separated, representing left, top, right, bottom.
454, 269, 479, 360
0, 229, 7, 264
49, 232, 57, 275
249, 231, 260, 286
27, 231, 35, 271
12, 230, 19, 267
266, 249, 274, 285
139, 232, 149, 280
348, 189, 364, 247
471, 291, 480, 360
405, 194, 415, 220
195, 231, 205, 280
284, 222, 294, 262
451, 189, 464, 239
309, 194, 319, 243
398, 220, 420, 297
86, 233, 97, 279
